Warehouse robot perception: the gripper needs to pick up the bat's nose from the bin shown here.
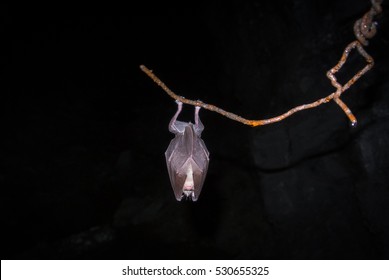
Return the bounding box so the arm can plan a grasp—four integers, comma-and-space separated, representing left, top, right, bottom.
183, 184, 194, 190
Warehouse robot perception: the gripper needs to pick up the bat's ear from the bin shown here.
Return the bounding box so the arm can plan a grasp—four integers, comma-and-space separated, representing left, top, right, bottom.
194, 106, 204, 135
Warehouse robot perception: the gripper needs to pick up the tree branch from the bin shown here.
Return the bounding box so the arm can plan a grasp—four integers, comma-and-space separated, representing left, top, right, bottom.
140, 0, 382, 127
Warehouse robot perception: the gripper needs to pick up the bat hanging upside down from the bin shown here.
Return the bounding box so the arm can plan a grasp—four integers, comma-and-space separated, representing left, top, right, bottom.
165, 101, 210, 201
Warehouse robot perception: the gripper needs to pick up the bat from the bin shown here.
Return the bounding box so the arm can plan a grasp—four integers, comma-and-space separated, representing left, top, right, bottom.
165, 101, 210, 201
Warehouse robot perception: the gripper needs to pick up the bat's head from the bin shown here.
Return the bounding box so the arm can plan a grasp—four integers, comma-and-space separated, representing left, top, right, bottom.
175, 162, 201, 201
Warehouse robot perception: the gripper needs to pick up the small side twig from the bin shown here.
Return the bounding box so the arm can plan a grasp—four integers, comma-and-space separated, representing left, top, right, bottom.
140, 0, 382, 127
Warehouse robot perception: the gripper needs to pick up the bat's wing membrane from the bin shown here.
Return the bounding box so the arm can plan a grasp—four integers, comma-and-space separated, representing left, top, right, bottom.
191, 137, 209, 201
166, 135, 186, 200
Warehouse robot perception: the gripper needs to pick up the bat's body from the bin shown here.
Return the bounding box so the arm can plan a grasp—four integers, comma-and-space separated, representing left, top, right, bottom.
165, 101, 210, 201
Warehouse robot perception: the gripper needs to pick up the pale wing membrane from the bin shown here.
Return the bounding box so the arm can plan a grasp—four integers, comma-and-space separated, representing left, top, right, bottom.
191, 137, 209, 201
165, 133, 190, 200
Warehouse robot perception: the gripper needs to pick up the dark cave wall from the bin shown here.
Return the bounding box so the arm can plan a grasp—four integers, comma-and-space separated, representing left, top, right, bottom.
2, 0, 389, 259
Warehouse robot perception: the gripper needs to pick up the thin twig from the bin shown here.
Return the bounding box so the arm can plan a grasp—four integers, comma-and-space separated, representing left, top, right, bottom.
140, 0, 382, 127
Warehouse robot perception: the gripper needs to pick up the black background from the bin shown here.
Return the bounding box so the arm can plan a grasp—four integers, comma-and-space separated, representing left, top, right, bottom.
2, 0, 389, 259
